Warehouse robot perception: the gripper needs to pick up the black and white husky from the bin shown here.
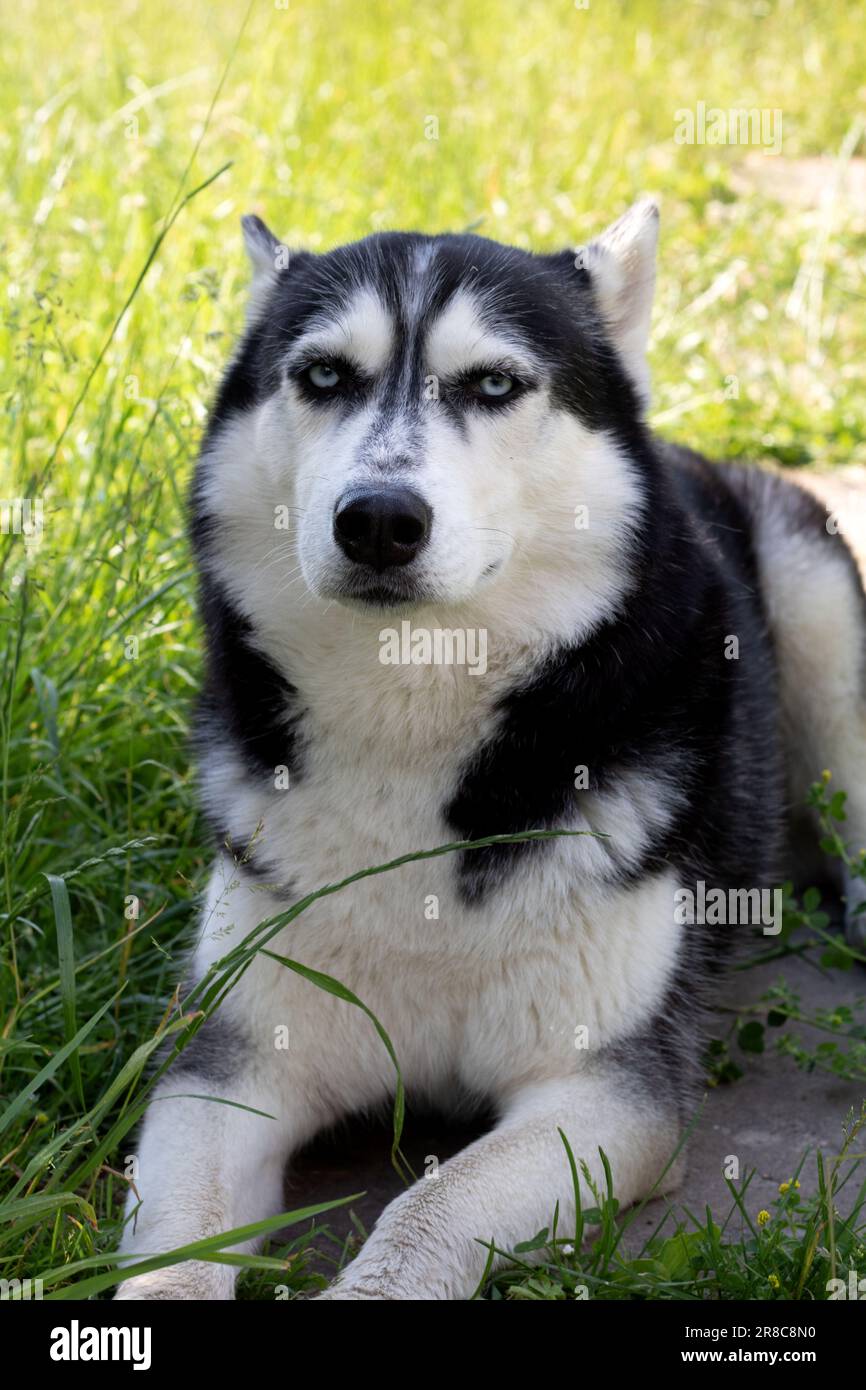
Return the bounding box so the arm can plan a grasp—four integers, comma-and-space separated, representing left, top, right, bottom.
117, 201, 866, 1300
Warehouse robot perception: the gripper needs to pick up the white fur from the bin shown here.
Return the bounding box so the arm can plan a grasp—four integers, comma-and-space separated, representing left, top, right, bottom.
286, 286, 395, 377
424, 291, 540, 382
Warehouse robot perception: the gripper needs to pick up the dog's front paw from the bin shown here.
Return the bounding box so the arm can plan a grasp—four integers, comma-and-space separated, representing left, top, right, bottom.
313, 1254, 424, 1301
313, 1251, 458, 1301
314, 1283, 388, 1300
115, 1264, 235, 1301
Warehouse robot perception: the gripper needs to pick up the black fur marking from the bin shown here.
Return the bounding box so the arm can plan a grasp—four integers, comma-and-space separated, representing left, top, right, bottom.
161, 1011, 249, 1085
204, 311, 281, 443
445, 446, 786, 911
605, 994, 708, 1119
192, 576, 306, 786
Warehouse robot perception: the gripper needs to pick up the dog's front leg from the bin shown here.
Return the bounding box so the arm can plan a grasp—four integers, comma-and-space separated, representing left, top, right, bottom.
114, 1051, 299, 1300
319, 1065, 680, 1301
115, 864, 321, 1301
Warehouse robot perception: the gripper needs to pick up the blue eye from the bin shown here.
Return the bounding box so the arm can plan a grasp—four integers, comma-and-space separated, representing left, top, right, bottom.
307, 363, 341, 389
477, 372, 514, 398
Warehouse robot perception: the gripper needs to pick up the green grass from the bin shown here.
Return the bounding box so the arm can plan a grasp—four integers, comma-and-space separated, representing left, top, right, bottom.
2, 0, 866, 1299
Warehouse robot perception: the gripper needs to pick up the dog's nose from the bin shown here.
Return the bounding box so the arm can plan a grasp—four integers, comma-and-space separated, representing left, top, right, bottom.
333, 487, 432, 570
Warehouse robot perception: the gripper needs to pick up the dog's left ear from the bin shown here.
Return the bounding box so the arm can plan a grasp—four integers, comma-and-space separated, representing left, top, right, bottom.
581, 198, 659, 406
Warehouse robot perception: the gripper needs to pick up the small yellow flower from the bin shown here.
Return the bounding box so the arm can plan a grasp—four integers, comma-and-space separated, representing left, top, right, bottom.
779, 1182, 790, 1195
768, 1273, 780, 1289
793, 1180, 800, 1189
757, 1209, 771, 1226
822, 769, 832, 782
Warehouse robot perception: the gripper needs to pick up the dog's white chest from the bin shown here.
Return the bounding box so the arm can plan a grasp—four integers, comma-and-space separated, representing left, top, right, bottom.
200, 741, 681, 1105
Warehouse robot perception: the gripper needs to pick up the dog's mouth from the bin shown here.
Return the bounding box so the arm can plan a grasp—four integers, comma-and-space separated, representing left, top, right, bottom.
328, 567, 435, 610
321, 554, 507, 610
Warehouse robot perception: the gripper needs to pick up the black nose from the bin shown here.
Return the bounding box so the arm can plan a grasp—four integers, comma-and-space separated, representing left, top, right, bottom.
333, 487, 432, 570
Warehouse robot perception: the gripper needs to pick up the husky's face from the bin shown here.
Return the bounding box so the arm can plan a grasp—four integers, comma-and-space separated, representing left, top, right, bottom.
197, 203, 659, 630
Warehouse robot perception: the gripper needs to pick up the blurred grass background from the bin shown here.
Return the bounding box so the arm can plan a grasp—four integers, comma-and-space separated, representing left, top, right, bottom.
1, 0, 865, 1293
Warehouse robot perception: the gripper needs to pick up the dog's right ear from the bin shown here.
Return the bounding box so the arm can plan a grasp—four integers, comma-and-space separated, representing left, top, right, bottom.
241, 214, 298, 319
242, 214, 285, 279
